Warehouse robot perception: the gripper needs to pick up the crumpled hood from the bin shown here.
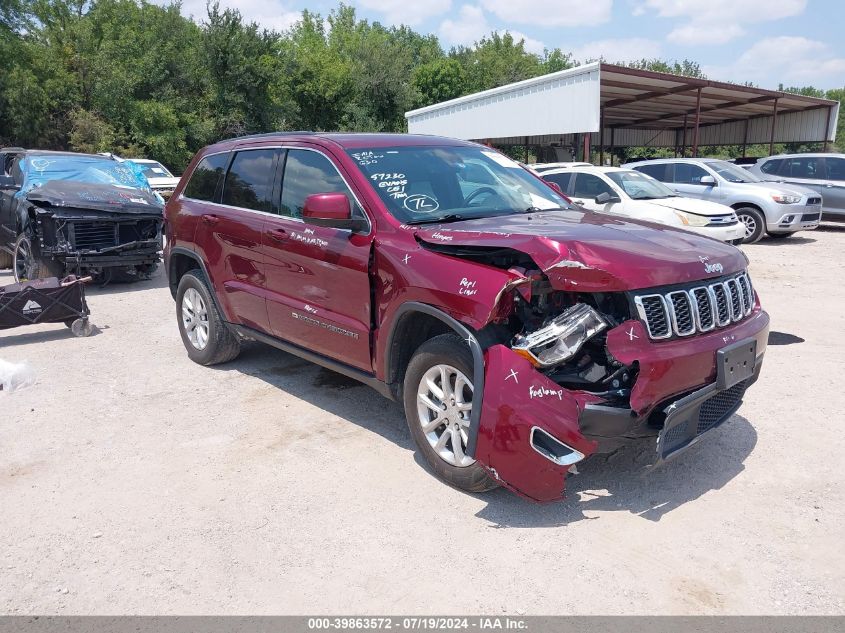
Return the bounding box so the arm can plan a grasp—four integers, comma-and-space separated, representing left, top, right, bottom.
26, 181, 163, 214
414, 210, 747, 291
646, 196, 735, 216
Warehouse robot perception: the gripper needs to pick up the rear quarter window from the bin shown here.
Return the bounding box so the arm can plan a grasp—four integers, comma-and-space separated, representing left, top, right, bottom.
760, 159, 783, 175
634, 163, 669, 182
184, 153, 230, 202
543, 172, 572, 193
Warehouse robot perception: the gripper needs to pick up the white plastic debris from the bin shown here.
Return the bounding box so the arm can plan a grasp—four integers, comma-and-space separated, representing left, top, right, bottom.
0, 359, 36, 393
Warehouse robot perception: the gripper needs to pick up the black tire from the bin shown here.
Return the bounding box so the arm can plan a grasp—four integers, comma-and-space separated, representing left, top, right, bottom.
735, 207, 765, 244
766, 232, 793, 239
175, 269, 240, 365
13, 233, 62, 282
403, 333, 499, 494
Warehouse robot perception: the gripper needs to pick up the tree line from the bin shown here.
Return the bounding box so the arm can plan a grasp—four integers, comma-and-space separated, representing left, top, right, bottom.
1, 0, 842, 173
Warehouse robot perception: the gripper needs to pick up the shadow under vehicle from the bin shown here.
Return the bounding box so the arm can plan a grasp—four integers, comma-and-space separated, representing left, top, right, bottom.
0, 149, 163, 283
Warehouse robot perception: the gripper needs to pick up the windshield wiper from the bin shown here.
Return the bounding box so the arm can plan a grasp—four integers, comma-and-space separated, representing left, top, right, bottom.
407, 214, 466, 225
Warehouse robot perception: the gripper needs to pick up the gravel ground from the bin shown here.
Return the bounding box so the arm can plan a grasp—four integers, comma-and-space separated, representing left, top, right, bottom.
1, 226, 844, 615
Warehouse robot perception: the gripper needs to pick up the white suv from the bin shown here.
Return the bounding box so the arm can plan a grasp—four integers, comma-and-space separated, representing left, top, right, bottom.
541, 166, 745, 243
624, 158, 821, 243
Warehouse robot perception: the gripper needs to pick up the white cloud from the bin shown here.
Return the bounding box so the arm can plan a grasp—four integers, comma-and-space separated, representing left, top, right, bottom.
704, 36, 845, 89
509, 31, 546, 56
635, 0, 807, 45
439, 5, 489, 46
354, 0, 452, 26
438, 5, 546, 53
480, 0, 612, 27
172, 0, 302, 31
572, 37, 662, 64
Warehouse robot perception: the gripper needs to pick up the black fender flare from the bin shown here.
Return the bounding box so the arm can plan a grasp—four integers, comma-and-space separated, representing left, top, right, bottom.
167, 246, 227, 319
385, 301, 485, 457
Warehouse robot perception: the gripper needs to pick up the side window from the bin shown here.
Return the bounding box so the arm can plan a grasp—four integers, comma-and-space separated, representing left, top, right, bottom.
635, 163, 668, 182
543, 172, 572, 193
824, 157, 845, 181
760, 159, 783, 175
222, 149, 279, 213
782, 157, 822, 179
673, 163, 709, 185
281, 149, 360, 219
571, 173, 614, 199
184, 153, 230, 202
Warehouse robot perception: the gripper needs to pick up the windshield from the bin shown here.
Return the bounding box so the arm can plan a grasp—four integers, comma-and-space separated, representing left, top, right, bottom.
705, 160, 761, 183
129, 160, 173, 179
606, 170, 676, 199
347, 145, 571, 223
20, 154, 152, 194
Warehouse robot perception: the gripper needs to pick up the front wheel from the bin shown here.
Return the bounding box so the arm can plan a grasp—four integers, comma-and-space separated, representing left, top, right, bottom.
13, 233, 61, 282
735, 207, 765, 244
403, 333, 499, 494
176, 270, 240, 365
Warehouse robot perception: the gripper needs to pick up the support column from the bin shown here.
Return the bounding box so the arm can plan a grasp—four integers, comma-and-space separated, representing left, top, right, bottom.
681, 114, 688, 158
599, 108, 605, 166
609, 128, 615, 166
824, 105, 833, 152
583, 132, 591, 163
769, 98, 779, 155
742, 119, 749, 157
692, 88, 702, 157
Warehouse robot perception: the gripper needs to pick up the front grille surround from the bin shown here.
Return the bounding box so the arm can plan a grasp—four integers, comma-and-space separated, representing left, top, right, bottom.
634, 272, 754, 340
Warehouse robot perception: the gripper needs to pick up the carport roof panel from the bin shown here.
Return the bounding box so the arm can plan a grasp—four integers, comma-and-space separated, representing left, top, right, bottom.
406, 62, 839, 144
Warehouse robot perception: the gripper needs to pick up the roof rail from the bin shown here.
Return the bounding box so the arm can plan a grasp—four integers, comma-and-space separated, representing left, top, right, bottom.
226, 131, 316, 142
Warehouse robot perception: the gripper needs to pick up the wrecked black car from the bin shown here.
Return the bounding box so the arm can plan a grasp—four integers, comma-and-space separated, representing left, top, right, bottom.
0, 150, 163, 282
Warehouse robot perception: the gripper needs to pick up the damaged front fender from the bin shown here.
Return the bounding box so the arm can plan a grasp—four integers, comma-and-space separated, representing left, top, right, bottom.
473, 345, 601, 502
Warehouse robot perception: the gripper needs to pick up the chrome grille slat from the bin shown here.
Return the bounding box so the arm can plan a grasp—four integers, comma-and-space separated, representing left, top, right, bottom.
635, 273, 754, 340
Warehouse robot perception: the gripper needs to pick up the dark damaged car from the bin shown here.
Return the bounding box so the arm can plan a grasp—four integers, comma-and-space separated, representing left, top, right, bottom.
165, 133, 769, 502
0, 150, 163, 282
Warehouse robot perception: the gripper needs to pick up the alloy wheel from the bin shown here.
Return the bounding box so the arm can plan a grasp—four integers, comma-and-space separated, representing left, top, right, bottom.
181, 287, 209, 350
13, 236, 34, 282
416, 363, 475, 467
739, 213, 757, 238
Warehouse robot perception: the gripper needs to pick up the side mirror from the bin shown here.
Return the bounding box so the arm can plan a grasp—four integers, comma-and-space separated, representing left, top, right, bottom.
0, 174, 20, 191
699, 175, 717, 186
302, 193, 367, 233
595, 192, 621, 204
544, 180, 563, 194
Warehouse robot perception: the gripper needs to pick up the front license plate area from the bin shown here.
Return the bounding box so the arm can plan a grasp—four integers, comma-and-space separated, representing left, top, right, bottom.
716, 338, 757, 390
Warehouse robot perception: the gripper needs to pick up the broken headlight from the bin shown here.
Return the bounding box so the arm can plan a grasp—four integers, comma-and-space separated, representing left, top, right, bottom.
512, 303, 607, 368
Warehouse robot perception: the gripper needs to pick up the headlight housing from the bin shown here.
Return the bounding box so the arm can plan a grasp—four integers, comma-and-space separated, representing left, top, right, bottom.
771, 193, 801, 204
673, 210, 711, 227
512, 304, 607, 368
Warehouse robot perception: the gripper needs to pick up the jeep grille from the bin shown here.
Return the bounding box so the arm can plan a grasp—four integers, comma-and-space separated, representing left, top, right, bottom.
634, 272, 754, 340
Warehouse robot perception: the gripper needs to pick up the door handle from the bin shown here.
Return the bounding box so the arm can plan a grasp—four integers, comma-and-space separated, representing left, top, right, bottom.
266, 228, 289, 242
200, 214, 220, 225
824, 183, 835, 188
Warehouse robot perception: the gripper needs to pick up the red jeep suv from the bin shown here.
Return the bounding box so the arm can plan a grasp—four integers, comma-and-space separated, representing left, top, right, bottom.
164, 132, 769, 502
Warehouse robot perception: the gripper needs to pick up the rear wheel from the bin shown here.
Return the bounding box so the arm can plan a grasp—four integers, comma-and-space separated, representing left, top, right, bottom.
735, 207, 765, 244
176, 270, 240, 365
403, 333, 499, 494
13, 234, 61, 282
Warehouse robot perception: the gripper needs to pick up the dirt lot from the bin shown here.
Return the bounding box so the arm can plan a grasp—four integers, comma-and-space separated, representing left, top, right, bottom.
2, 226, 844, 615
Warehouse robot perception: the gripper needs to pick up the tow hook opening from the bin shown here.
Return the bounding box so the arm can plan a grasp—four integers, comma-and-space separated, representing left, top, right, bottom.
529, 426, 585, 466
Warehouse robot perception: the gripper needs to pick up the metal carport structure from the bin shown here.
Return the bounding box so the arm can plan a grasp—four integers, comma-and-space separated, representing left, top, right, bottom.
405, 62, 839, 163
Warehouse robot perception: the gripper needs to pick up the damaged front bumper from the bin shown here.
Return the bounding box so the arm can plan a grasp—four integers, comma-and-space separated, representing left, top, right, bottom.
471, 309, 769, 503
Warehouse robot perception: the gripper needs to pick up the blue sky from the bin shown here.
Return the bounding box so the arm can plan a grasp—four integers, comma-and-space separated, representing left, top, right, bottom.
171, 0, 845, 90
